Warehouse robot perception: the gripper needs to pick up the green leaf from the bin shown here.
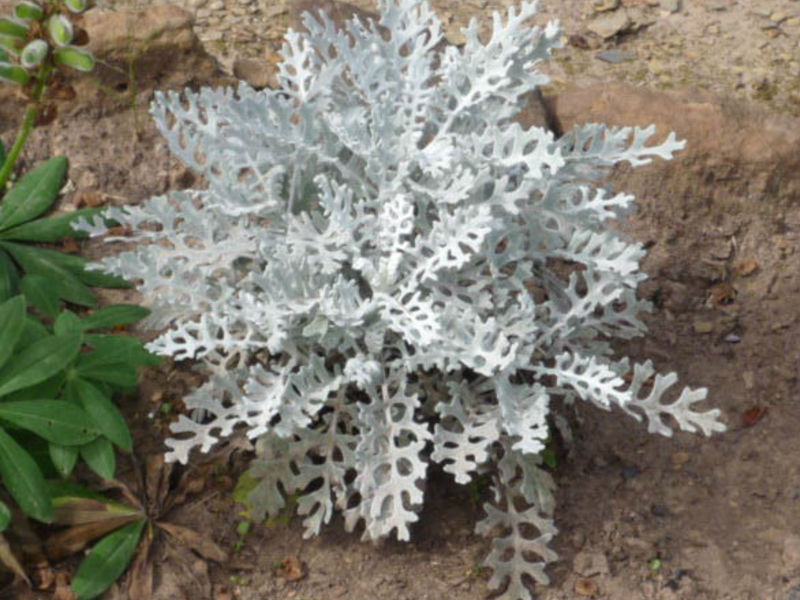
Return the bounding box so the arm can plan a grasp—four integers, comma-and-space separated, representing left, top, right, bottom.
0, 333, 81, 397
0, 18, 29, 39
0, 400, 101, 445
4, 372, 64, 402
0, 157, 67, 231
21, 273, 60, 316
0, 252, 19, 302
0, 501, 10, 532
54, 46, 94, 72
82, 334, 162, 368
80, 436, 115, 480
0, 138, 5, 169
0, 428, 51, 521
49, 442, 79, 478
0, 241, 129, 289
0, 242, 97, 306
0, 501, 9, 531
71, 518, 146, 600
14, 1, 45, 21
69, 379, 132, 452
54, 310, 82, 336
75, 363, 138, 389
0, 295, 24, 370
20, 39, 47, 69
18, 314, 49, 348
80, 305, 150, 331
0, 207, 107, 242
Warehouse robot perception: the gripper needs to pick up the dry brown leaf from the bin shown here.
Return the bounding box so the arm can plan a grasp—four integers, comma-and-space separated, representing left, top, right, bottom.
0, 534, 30, 586
212, 583, 233, 600
146, 454, 173, 513
276, 555, 305, 582
156, 521, 228, 563
574, 577, 599, 597
734, 258, 759, 277
74, 191, 106, 208
52, 497, 143, 526
33, 562, 55, 590
742, 405, 767, 428
709, 282, 737, 306
52, 572, 76, 600
46, 515, 143, 560
126, 529, 154, 600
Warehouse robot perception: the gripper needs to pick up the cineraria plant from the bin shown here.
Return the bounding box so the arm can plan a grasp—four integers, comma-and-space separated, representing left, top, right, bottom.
74, 1, 725, 597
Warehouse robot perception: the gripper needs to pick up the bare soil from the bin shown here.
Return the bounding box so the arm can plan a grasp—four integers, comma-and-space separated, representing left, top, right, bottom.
1, 1, 799, 599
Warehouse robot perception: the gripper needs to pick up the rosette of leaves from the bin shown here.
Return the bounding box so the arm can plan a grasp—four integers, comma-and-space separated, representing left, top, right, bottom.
74, 1, 726, 597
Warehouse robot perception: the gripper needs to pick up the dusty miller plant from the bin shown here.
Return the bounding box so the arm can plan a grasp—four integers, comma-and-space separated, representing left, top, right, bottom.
75, 0, 725, 597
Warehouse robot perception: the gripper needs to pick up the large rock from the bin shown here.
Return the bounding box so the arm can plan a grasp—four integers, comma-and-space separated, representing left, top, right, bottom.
529, 83, 800, 206
0, 5, 231, 122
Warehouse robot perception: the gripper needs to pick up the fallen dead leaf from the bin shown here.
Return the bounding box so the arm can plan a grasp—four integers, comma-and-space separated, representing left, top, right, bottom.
742, 405, 767, 428
127, 530, 154, 600
156, 521, 229, 563
671, 452, 691, 467
574, 577, 599, 597
734, 258, 759, 277
52, 572, 76, 600
213, 583, 233, 600
276, 555, 305, 582
74, 191, 106, 208
46, 515, 143, 560
0, 534, 30, 586
709, 282, 737, 306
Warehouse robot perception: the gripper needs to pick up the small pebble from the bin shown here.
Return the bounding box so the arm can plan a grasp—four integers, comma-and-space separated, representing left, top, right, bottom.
621, 465, 641, 480
595, 49, 638, 63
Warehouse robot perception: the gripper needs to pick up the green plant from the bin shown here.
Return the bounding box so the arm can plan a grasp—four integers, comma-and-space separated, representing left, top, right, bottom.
0, 146, 127, 314
0, 295, 159, 527
0, 0, 95, 190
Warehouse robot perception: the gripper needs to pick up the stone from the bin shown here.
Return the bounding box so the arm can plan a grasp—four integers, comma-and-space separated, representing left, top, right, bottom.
593, 0, 620, 12
573, 551, 610, 577
233, 57, 277, 89
530, 84, 800, 213
595, 49, 637, 63
661, 0, 681, 12
289, 0, 382, 35
587, 10, 632, 39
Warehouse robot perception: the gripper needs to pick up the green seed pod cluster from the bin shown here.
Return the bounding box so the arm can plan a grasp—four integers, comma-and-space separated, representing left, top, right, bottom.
0, 0, 95, 87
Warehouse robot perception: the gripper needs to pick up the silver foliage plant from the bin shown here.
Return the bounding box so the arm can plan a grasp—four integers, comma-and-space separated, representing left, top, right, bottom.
75, 0, 725, 597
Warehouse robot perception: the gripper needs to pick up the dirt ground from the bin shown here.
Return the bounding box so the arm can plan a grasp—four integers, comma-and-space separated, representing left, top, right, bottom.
0, 1, 799, 599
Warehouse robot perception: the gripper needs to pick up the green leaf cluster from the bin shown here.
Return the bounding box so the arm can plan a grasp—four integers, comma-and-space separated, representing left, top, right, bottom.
0, 295, 160, 526
0, 151, 126, 314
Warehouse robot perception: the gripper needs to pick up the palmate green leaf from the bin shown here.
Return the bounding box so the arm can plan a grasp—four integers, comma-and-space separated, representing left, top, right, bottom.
68, 379, 132, 452
0, 294, 24, 369
0, 252, 20, 302
0, 400, 101, 445
0, 333, 81, 397
0, 207, 108, 242
79, 436, 115, 480
80, 304, 150, 331
71, 518, 146, 600
0, 242, 97, 306
0, 157, 67, 231
0, 428, 51, 522
21, 273, 60, 316
50, 442, 79, 478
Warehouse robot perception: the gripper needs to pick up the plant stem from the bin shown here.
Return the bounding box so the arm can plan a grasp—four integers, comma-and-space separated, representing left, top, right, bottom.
0, 63, 52, 193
